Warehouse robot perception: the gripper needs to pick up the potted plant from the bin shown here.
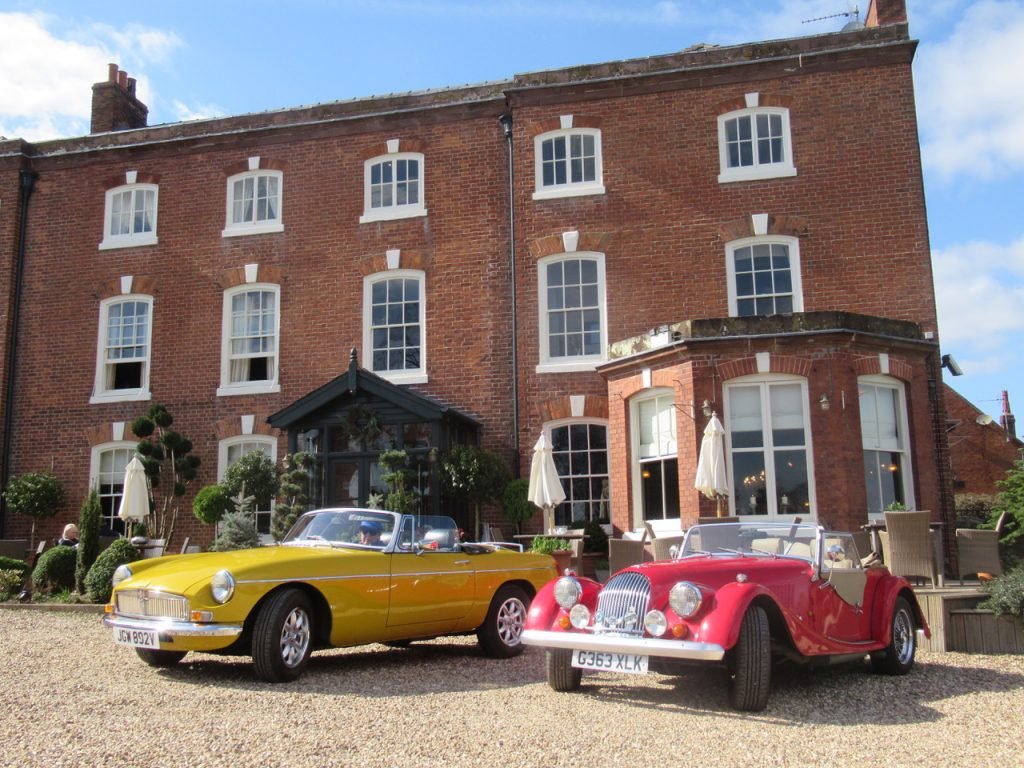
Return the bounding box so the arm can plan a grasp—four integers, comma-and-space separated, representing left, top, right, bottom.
529, 535, 572, 574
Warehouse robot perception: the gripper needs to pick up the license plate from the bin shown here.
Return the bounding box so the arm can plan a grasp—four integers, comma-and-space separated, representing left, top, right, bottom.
113, 627, 160, 650
571, 649, 649, 674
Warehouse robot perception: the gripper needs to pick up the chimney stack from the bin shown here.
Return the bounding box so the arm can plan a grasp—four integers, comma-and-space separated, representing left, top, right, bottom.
865, 0, 907, 27
90, 63, 149, 134
1000, 390, 1017, 442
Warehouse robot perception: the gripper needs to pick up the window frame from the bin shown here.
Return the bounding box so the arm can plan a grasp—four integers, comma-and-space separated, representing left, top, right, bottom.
219, 436, 278, 543
532, 128, 605, 200
546, 418, 610, 526
89, 442, 138, 536
717, 107, 797, 183
90, 295, 153, 404
217, 283, 281, 397
726, 235, 803, 318
859, 376, 915, 519
359, 152, 427, 223
222, 169, 284, 237
629, 390, 680, 525
362, 270, 427, 385
99, 183, 158, 250
724, 374, 816, 521
536, 252, 608, 373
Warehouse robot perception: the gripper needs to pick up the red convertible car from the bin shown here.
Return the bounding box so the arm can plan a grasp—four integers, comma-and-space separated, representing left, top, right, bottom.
522, 521, 930, 711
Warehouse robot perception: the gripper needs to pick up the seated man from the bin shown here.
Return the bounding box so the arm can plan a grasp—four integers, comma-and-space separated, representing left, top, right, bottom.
358, 520, 384, 548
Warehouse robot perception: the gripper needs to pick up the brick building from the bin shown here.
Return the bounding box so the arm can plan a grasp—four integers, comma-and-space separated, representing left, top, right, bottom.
0, 0, 957, 548
946, 387, 1021, 498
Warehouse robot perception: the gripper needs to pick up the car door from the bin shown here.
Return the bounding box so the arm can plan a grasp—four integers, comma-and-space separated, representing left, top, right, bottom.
810, 533, 872, 642
386, 517, 475, 627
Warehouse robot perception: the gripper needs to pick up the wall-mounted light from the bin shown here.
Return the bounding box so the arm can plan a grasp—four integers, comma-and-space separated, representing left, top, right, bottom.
819, 393, 830, 411
941, 353, 964, 376
701, 400, 714, 418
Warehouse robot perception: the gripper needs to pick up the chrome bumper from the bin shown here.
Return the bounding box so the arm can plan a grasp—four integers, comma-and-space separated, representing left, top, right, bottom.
521, 629, 725, 661
103, 614, 243, 640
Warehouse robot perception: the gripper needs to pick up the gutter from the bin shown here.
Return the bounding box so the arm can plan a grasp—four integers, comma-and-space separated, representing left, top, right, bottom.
1, 169, 37, 537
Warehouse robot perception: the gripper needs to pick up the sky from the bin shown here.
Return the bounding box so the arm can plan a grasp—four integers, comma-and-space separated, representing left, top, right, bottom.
1, 0, 1022, 425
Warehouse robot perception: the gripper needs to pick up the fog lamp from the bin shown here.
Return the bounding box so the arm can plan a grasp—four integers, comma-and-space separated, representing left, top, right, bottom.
644, 610, 667, 637
569, 604, 591, 629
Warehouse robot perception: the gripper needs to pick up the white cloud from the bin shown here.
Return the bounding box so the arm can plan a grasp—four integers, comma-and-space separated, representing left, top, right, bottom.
916, 0, 1024, 180
0, 11, 181, 141
171, 100, 223, 123
933, 238, 1024, 377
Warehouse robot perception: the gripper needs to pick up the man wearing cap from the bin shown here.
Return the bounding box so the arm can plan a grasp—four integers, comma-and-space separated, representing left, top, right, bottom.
358, 520, 383, 547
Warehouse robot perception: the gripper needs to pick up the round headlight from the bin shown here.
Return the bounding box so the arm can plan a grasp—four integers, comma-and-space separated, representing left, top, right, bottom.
553, 576, 583, 609
569, 604, 591, 629
111, 564, 133, 588
669, 582, 703, 618
210, 569, 235, 605
644, 610, 667, 637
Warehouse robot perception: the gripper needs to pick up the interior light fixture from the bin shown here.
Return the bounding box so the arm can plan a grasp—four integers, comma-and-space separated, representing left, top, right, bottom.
819, 393, 830, 411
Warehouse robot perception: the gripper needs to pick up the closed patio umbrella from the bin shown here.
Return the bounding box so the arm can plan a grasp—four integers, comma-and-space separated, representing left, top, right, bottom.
528, 434, 566, 532
694, 413, 729, 516
117, 456, 150, 530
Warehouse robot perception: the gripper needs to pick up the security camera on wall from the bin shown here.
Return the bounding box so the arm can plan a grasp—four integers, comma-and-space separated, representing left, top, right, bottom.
941, 354, 964, 376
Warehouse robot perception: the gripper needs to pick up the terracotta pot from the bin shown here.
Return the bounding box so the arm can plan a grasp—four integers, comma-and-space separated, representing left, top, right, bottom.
551, 550, 572, 575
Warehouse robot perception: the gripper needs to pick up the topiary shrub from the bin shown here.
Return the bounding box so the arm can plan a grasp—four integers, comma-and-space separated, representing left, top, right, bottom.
31, 545, 77, 594
193, 484, 236, 525
500, 478, 533, 535
85, 538, 140, 604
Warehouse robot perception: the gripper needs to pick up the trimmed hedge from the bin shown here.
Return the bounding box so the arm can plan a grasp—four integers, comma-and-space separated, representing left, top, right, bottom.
31, 545, 77, 594
84, 538, 140, 604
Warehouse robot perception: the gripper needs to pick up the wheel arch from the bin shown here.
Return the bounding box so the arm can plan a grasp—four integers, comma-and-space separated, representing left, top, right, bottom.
243, 582, 333, 648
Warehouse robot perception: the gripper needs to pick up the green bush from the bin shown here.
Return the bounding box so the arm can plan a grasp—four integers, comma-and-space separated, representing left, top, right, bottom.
529, 535, 571, 555
0, 568, 23, 600
582, 519, 609, 554
210, 509, 261, 552
0, 555, 30, 581
76, 490, 103, 594
979, 567, 1024, 618
31, 545, 77, 594
193, 484, 236, 525
500, 478, 533, 534
85, 538, 140, 603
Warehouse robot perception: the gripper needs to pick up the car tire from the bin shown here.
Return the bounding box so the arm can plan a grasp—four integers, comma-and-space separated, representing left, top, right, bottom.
135, 648, 186, 668
546, 648, 582, 692
252, 588, 314, 683
870, 596, 916, 675
728, 604, 771, 712
477, 584, 529, 658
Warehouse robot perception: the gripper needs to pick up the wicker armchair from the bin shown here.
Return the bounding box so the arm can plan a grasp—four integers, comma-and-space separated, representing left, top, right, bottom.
956, 510, 1006, 583
879, 511, 939, 588
608, 529, 651, 574
652, 534, 686, 561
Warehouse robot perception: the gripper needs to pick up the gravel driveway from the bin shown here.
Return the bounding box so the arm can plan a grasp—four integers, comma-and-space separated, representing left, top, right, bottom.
2, 606, 1022, 768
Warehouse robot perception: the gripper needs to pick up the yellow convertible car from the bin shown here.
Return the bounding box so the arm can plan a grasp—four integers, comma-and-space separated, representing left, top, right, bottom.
103, 509, 557, 682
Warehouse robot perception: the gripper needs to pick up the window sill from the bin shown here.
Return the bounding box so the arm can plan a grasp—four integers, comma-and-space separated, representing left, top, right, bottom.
359, 207, 427, 224
98, 235, 158, 250
535, 360, 604, 374
718, 165, 797, 184
221, 222, 285, 238
532, 184, 606, 202
373, 370, 428, 385
89, 390, 152, 405
216, 383, 281, 397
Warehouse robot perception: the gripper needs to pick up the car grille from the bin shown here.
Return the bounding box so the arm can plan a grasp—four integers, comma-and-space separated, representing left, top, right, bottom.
593, 571, 650, 635
116, 589, 189, 621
